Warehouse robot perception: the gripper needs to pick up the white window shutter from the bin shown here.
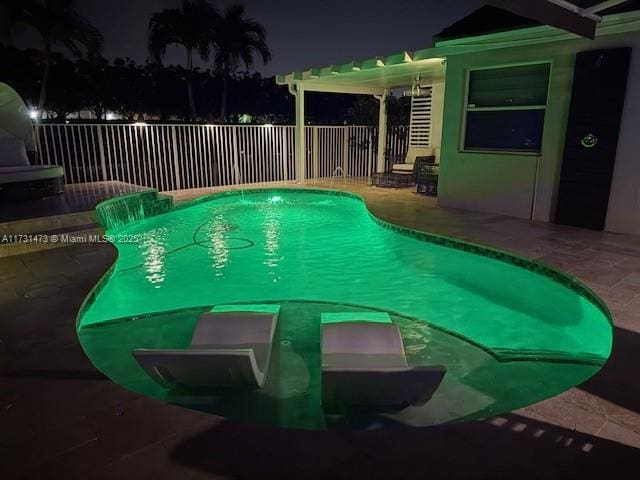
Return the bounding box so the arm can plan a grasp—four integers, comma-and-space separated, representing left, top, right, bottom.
409, 91, 432, 147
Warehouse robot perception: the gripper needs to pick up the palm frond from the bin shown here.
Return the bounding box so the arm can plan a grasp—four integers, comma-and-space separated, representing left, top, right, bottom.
147, 0, 219, 63
212, 3, 271, 75
0, 0, 38, 41
54, 10, 103, 57
1, 0, 103, 56
148, 8, 185, 62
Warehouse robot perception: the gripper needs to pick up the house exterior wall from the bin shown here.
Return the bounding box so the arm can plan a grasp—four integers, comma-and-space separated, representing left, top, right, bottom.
438, 32, 640, 232
606, 36, 640, 234
430, 78, 446, 151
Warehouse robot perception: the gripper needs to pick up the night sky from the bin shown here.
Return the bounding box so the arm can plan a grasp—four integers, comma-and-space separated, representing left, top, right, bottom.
12, 0, 483, 76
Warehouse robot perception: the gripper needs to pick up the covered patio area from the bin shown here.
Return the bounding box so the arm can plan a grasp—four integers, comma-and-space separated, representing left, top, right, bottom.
276, 49, 446, 182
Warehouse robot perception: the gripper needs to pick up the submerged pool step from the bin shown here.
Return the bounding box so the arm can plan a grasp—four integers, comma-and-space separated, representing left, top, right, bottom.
492, 348, 607, 366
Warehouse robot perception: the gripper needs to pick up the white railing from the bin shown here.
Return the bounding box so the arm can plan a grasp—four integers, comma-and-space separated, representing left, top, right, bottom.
34, 124, 409, 191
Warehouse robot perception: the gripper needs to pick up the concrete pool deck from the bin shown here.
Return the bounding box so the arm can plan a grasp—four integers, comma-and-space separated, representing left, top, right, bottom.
1, 179, 639, 479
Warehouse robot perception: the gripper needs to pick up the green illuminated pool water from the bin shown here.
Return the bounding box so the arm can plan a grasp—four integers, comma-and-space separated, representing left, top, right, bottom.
78, 188, 613, 429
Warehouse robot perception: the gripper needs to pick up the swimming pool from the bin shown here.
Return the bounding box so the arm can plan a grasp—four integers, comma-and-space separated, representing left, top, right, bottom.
78, 188, 613, 429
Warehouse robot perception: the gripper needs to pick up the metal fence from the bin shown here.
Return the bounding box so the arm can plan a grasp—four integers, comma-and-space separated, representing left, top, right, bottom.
34, 124, 409, 191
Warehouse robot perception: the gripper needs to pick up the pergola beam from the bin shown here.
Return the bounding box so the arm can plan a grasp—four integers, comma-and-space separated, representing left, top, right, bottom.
295, 82, 386, 96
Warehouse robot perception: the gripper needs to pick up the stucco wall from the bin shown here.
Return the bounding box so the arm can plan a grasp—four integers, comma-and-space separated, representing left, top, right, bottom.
430, 78, 446, 150
438, 33, 640, 231
606, 37, 640, 234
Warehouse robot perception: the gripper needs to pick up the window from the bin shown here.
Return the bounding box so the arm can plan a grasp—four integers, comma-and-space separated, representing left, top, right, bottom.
463, 63, 551, 153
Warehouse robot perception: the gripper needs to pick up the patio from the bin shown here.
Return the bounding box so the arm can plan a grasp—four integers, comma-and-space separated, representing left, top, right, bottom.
4, 1, 640, 478
1, 180, 639, 479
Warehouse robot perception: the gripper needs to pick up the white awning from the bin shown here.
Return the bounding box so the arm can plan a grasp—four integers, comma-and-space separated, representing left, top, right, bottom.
276, 48, 446, 94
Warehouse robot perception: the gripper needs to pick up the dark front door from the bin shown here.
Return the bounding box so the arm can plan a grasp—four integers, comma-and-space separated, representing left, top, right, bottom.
555, 47, 632, 230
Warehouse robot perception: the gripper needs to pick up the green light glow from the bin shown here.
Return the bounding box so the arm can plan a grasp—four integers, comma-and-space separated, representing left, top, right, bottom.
211, 304, 281, 314
320, 312, 392, 324
78, 189, 612, 430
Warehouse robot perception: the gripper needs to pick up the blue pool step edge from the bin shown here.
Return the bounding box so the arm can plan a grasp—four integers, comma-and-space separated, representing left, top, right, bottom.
320, 312, 392, 324
210, 304, 281, 314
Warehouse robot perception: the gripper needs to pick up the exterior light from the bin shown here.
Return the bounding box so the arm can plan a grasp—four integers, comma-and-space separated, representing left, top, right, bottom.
106, 112, 115, 121
28, 109, 38, 119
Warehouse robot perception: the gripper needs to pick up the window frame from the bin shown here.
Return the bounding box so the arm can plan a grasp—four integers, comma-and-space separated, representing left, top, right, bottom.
460, 60, 553, 156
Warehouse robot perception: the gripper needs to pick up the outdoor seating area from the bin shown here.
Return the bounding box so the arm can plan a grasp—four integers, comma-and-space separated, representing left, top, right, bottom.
3, 0, 640, 478
0, 164, 65, 199
373, 148, 440, 193
134, 305, 281, 390
320, 312, 446, 414
0, 83, 66, 201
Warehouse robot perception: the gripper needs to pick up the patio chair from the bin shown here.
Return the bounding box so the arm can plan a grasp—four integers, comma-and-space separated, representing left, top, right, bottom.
416, 160, 440, 196
320, 312, 446, 413
133, 304, 280, 390
390, 146, 439, 176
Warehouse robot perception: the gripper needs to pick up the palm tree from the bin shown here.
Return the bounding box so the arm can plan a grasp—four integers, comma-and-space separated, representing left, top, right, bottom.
0, 0, 103, 118
148, 0, 218, 121
212, 4, 271, 122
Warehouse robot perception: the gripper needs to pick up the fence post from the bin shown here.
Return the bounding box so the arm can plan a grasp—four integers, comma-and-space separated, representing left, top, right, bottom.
42, 125, 52, 165
312, 127, 319, 179
232, 126, 241, 184
33, 125, 43, 164
96, 124, 108, 181
367, 128, 374, 178
342, 127, 349, 176
171, 126, 181, 190
281, 127, 288, 181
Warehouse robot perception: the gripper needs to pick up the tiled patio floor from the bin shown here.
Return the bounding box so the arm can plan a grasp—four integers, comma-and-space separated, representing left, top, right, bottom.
1, 180, 639, 479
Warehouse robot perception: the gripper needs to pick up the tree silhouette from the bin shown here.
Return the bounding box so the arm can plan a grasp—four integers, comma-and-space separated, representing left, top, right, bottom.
148, 0, 219, 120
211, 4, 271, 122
0, 0, 103, 118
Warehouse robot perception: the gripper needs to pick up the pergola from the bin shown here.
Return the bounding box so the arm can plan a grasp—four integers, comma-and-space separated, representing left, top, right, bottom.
276, 50, 446, 180
275, 0, 629, 182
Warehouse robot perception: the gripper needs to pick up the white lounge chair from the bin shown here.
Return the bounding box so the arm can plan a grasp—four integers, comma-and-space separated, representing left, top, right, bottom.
133, 304, 280, 390
321, 312, 446, 413
0, 82, 64, 199
0, 164, 65, 198
391, 146, 439, 175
